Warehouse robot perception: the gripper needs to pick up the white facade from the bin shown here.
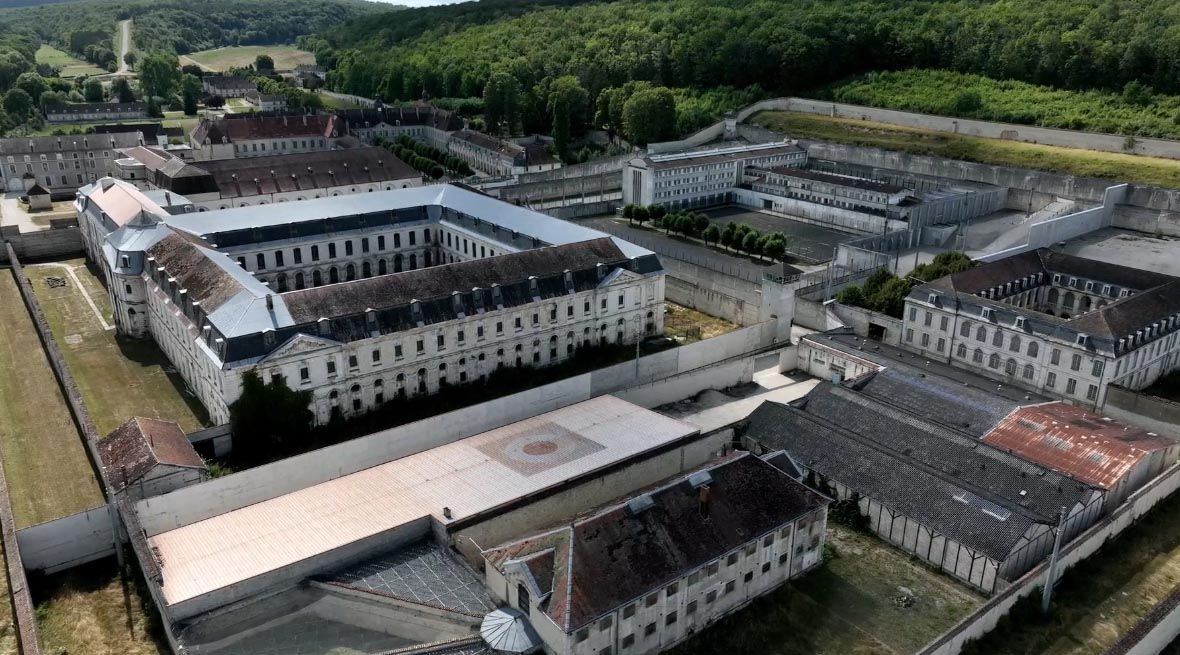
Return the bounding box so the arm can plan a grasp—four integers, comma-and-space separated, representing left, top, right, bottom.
1, 132, 144, 192
623, 141, 807, 209
78, 181, 665, 427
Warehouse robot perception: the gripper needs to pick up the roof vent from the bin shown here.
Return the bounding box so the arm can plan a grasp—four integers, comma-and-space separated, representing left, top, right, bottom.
687, 470, 713, 489
626, 494, 654, 516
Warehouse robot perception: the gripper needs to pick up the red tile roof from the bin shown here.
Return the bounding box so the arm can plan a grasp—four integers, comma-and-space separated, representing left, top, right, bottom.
982, 403, 1179, 489
99, 417, 205, 491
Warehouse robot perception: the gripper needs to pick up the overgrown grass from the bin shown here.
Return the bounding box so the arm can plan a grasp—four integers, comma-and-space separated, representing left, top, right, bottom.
753, 111, 1180, 189
672, 525, 982, 655
663, 302, 737, 342
961, 481, 1180, 654
32, 559, 167, 655
0, 272, 102, 528
25, 260, 208, 435
825, 69, 1180, 139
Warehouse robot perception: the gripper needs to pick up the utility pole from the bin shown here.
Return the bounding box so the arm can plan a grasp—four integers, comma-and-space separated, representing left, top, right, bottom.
1041, 507, 1067, 613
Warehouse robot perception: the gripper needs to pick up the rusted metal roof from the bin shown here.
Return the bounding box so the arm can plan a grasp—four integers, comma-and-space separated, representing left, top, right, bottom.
982, 403, 1180, 489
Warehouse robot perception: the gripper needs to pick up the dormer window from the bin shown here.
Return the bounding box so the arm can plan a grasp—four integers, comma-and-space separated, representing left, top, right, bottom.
1015, 316, 1026, 329
1052, 274, 1061, 285
927, 293, 938, 305
1120, 289, 1130, 298
1103, 284, 1111, 296
1085, 281, 1094, 292
1076, 333, 1089, 346
981, 307, 993, 320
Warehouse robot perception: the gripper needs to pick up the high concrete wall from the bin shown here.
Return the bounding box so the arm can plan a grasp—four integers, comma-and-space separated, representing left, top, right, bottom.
548, 200, 616, 220
16, 505, 113, 574
742, 97, 1180, 160
0, 422, 41, 654
979, 184, 1129, 261
499, 172, 619, 204
1103, 386, 1180, 438
1111, 205, 1180, 238
648, 122, 728, 154
134, 323, 777, 536
516, 154, 631, 184
664, 263, 762, 326
918, 462, 1180, 655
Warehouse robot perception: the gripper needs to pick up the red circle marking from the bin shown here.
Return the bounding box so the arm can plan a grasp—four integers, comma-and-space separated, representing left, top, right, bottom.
522, 440, 559, 456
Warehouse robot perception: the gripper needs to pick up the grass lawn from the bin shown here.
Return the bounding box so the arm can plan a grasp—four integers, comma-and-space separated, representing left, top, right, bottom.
318, 93, 364, 110
25, 260, 208, 435
664, 302, 738, 342
753, 111, 1180, 190
0, 272, 101, 528
0, 537, 17, 655
34, 45, 104, 78
962, 479, 1180, 655
672, 525, 983, 655
33, 559, 166, 655
184, 45, 315, 72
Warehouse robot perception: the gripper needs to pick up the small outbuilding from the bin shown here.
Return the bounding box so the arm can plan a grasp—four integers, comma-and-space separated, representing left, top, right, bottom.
26, 182, 51, 210
98, 416, 208, 499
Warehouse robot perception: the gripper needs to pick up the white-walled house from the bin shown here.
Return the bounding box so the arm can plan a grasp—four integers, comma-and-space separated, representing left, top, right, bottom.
77, 180, 665, 426
482, 453, 829, 655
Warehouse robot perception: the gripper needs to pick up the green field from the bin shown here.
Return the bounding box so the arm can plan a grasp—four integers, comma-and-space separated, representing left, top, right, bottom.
25, 260, 208, 436
754, 111, 1180, 190
34, 44, 105, 78
673, 525, 982, 655
317, 93, 365, 110
0, 272, 102, 528
182, 45, 315, 72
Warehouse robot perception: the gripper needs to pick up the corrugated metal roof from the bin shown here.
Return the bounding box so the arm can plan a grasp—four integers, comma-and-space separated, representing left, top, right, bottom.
982, 403, 1180, 489
145, 396, 697, 609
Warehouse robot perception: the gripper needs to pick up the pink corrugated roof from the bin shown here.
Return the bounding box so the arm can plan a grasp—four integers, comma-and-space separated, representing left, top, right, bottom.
89, 179, 166, 226
145, 396, 698, 609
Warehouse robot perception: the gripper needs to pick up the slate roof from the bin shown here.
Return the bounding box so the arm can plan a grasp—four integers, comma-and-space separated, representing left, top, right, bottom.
745, 401, 1049, 561
0, 132, 143, 156
483, 453, 827, 633
982, 403, 1180, 489
337, 106, 462, 132
199, 147, 416, 196
798, 383, 1092, 522
643, 142, 804, 170
915, 248, 1180, 343
99, 417, 205, 492
191, 114, 338, 144
845, 367, 1024, 436
281, 237, 629, 324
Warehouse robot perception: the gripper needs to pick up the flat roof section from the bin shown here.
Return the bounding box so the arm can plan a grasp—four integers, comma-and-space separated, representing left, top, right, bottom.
146, 395, 698, 611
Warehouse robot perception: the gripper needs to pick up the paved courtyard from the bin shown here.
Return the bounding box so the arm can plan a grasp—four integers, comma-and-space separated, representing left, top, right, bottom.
1055, 228, 1180, 277
702, 206, 858, 263
326, 539, 495, 616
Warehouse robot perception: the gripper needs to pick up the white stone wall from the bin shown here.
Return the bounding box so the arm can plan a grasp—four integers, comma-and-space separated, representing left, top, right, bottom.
5, 148, 114, 192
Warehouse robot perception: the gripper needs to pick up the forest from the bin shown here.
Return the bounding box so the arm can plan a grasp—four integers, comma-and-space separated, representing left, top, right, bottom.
307, 0, 1180, 143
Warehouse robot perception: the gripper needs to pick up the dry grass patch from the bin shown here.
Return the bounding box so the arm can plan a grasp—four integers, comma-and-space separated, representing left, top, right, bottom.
184, 45, 315, 72
672, 525, 982, 655
0, 272, 101, 527
34, 560, 166, 655
663, 303, 739, 342
26, 260, 207, 435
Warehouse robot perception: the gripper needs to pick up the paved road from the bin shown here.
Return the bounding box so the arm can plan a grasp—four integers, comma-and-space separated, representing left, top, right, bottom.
116, 19, 131, 74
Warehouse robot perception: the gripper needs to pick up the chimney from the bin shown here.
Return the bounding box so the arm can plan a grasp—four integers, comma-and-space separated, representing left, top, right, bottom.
265, 294, 274, 310
443, 507, 452, 520
698, 485, 711, 518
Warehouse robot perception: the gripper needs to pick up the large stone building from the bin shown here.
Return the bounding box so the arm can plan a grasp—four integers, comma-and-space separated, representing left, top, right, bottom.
111, 145, 422, 209
622, 141, 807, 209
189, 113, 341, 160
337, 106, 463, 150
447, 130, 560, 177
482, 452, 829, 655
902, 249, 1180, 408
76, 180, 665, 426
200, 75, 255, 98
0, 131, 148, 193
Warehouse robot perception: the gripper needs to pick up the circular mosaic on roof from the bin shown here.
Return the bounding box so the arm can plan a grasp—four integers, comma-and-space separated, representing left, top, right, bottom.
478, 422, 607, 476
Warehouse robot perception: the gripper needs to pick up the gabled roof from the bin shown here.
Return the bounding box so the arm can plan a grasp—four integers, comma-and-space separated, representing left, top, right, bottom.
483, 453, 827, 633
99, 417, 205, 491
193, 146, 417, 197
80, 177, 167, 228
191, 114, 337, 144
982, 403, 1180, 489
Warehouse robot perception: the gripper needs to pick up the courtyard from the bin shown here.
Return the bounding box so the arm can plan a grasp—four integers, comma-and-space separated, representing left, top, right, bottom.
671, 524, 983, 655
702, 205, 859, 264
25, 259, 208, 435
